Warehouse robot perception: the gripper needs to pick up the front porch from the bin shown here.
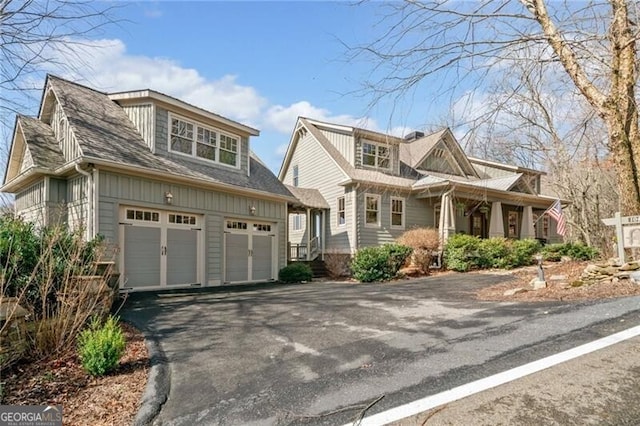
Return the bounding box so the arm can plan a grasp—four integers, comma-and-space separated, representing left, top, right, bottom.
427, 188, 562, 246
285, 185, 329, 262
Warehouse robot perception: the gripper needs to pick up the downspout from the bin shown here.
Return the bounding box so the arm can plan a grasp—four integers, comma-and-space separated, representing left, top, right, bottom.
352, 183, 360, 254
306, 207, 311, 261
75, 163, 94, 239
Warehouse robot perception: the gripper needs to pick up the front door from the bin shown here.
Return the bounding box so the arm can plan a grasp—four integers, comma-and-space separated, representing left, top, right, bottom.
470, 212, 487, 238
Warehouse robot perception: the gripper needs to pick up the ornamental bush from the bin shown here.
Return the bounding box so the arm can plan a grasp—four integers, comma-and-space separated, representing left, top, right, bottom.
78, 316, 126, 376
351, 244, 412, 282
278, 263, 313, 283
541, 242, 599, 261
397, 227, 440, 273
477, 238, 511, 269
443, 234, 481, 272
510, 238, 542, 267
444, 235, 542, 271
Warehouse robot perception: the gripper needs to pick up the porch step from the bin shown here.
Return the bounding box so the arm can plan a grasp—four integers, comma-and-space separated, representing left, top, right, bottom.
298, 259, 328, 278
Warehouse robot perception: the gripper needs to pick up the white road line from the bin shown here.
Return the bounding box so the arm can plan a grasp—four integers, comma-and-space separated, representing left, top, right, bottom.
349, 324, 640, 426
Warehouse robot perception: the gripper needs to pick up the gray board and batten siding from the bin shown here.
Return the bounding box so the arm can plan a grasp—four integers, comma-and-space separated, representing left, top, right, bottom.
97, 170, 287, 287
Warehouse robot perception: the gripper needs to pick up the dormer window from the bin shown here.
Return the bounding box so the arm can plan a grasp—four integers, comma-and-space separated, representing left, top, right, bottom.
169, 113, 239, 168
362, 141, 390, 169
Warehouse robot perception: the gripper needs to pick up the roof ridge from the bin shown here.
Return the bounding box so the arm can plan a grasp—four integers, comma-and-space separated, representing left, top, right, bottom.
47, 74, 109, 96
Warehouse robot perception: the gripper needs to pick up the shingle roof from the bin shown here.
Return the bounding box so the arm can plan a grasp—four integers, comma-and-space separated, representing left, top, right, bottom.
47, 76, 292, 198
18, 116, 65, 170
399, 129, 446, 168
285, 185, 330, 209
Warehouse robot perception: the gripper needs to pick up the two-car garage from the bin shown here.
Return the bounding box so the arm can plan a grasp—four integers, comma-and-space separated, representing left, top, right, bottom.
119, 206, 277, 291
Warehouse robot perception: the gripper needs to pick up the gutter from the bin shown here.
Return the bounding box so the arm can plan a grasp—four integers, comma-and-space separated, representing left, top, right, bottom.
78, 156, 298, 205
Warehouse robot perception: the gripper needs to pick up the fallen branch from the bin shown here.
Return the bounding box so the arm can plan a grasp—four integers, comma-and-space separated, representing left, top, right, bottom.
281, 394, 385, 424
421, 405, 447, 425
351, 394, 385, 426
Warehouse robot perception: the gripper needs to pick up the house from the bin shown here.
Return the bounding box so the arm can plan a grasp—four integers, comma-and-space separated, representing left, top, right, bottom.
278, 117, 565, 261
2, 75, 296, 290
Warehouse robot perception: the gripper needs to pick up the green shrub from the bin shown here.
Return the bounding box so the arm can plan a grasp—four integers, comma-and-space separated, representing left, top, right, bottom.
278, 263, 313, 283
0, 214, 104, 317
444, 235, 541, 271
510, 239, 542, 267
477, 238, 511, 269
443, 234, 481, 271
78, 316, 125, 376
351, 244, 412, 282
541, 242, 599, 261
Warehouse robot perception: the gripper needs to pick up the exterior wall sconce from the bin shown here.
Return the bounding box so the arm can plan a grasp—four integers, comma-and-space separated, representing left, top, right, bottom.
249, 205, 256, 215
164, 191, 173, 205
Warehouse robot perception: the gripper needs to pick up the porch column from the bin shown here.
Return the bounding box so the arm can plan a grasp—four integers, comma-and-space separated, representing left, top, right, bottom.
439, 191, 456, 245
306, 207, 311, 261
488, 201, 505, 238
321, 209, 326, 260
521, 206, 535, 239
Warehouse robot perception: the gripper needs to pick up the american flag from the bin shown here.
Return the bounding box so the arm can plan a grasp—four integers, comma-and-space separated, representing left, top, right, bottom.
547, 199, 567, 236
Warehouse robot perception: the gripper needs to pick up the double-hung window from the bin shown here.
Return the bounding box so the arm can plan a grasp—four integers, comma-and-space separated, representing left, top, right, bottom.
196, 127, 216, 161
337, 197, 346, 226
365, 194, 380, 227
391, 197, 405, 228
362, 141, 390, 169
169, 114, 240, 168
170, 118, 194, 155
219, 134, 238, 166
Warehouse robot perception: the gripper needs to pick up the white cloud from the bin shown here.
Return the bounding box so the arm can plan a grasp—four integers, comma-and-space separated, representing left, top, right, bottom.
263, 101, 373, 133
52, 39, 268, 125
42, 38, 419, 141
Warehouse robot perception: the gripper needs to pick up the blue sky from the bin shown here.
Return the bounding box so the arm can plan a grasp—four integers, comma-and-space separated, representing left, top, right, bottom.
4, 1, 476, 174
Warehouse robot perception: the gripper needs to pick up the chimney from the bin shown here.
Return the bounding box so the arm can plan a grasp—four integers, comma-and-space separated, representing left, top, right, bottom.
403, 131, 425, 142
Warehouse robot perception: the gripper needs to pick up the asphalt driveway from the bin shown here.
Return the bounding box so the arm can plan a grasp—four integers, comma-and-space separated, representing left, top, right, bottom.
121, 274, 640, 425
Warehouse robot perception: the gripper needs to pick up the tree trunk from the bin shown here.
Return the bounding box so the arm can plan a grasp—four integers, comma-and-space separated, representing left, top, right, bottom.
605, 114, 640, 215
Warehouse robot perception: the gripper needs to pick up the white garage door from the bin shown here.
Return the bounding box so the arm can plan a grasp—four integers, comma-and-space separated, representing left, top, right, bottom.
224, 220, 276, 284
120, 207, 202, 290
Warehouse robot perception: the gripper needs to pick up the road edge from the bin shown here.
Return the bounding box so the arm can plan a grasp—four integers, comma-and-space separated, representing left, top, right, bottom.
353, 324, 640, 426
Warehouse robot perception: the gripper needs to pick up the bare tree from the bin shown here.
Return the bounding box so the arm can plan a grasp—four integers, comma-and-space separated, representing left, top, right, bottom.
460, 53, 618, 252
352, 0, 640, 214
0, 0, 119, 124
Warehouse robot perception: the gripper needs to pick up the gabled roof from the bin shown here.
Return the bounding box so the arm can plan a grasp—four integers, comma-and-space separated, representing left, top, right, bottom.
278, 117, 416, 190
285, 185, 330, 209
400, 128, 479, 178
3, 116, 66, 185
19, 116, 66, 170
3, 75, 293, 200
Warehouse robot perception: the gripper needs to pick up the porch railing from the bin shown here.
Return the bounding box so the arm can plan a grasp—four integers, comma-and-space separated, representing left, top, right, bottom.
288, 236, 320, 261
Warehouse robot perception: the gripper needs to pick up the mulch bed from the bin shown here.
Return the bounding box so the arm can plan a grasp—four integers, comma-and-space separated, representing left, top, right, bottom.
1, 322, 148, 426
476, 260, 640, 302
